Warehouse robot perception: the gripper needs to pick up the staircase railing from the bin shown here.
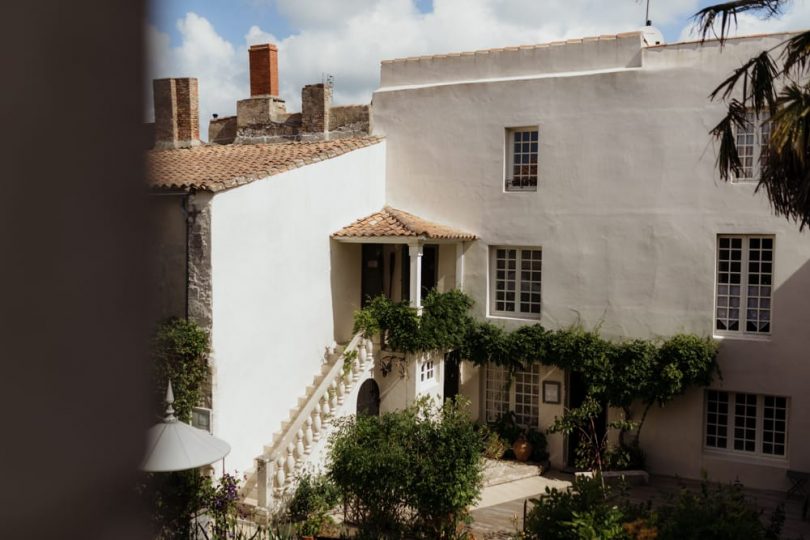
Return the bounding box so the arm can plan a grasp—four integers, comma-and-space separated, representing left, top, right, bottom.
252, 332, 374, 511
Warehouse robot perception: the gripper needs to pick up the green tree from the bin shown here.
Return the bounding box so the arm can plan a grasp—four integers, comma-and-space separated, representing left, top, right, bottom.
695, 0, 810, 228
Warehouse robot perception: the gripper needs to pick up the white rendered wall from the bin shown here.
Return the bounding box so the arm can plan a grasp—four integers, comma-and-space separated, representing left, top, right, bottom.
373, 33, 810, 490
209, 142, 385, 475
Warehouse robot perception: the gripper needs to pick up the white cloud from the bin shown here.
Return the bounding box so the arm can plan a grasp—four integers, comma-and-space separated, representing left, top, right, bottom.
151, 0, 810, 141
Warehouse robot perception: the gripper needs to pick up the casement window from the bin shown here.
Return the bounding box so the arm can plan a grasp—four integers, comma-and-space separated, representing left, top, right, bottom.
734, 112, 771, 182
705, 390, 788, 458
192, 407, 212, 433
491, 247, 542, 318
715, 235, 773, 335
505, 127, 539, 191
484, 363, 542, 428
420, 359, 434, 382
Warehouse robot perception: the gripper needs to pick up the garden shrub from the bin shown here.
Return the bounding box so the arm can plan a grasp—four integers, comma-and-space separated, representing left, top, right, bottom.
287, 472, 340, 536
327, 397, 484, 539
652, 481, 784, 540
523, 475, 784, 540
479, 425, 508, 459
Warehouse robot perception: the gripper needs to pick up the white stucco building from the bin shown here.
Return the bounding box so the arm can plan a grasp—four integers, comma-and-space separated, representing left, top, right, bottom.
148, 28, 810, 504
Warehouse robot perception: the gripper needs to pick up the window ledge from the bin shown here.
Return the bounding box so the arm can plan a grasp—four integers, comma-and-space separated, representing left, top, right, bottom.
487, 314, 542, 324
703, 449, 788, 468
713, 333, 772, 343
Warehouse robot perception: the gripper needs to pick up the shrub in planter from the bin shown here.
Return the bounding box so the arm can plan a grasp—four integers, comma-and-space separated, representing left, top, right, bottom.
479, 426, 508, 460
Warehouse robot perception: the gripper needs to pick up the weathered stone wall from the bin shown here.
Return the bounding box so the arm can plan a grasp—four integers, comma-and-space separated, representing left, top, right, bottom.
328, 105, 369, 131
187, 191, 213, 332
208, 116, 237, 145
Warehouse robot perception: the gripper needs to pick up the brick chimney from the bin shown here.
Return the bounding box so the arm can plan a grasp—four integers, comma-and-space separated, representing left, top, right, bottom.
301, 83, 332, 135
153, 78, 200, 149
249, 44, 279, 97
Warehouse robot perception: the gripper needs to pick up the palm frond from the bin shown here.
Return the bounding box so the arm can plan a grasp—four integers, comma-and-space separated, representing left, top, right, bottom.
759, 83, 810, 229
709, 51, 778, 116
782, 30, 810, 74
693, 0, 785, 43
711, 100, 750, 181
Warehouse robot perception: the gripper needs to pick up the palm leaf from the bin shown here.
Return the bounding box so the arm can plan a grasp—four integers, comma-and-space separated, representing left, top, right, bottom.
711, 100, 750, 181
782, 30, 810, 74
693, 0, 785, 43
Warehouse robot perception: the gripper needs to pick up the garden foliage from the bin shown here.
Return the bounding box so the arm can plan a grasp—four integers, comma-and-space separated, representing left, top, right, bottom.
152, 317, 210, 422
327, 397, 484, 539
523, 475, 784, 540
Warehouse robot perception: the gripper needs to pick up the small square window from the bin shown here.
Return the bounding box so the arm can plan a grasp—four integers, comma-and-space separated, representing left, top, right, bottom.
505, 127, 539, 191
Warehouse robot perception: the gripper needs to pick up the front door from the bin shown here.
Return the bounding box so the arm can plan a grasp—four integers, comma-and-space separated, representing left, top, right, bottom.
361, 244, 384, 307
566, 371, 607, 470
443, 350, 461, 402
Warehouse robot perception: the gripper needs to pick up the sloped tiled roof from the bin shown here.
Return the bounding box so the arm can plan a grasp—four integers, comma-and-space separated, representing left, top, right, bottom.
148, 136, 382, 192
333, 206, 477, 241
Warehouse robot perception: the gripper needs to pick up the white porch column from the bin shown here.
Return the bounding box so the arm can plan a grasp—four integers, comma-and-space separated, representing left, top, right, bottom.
408, 241, 424, 312
455, 242, 465, 291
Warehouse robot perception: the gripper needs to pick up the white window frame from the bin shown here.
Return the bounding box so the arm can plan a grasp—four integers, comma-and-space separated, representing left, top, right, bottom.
191, 406, 212, 433
704, 390, 788, 460
733, 112, 771, 183
483, 363, 542, 429
420, 359, 435, 382
715, 235, 774, 336
490, 246, 542, 319
505, 126, 539, 192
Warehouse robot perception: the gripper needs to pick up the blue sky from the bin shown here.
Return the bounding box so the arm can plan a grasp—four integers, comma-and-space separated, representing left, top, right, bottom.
146, 0, 810, 137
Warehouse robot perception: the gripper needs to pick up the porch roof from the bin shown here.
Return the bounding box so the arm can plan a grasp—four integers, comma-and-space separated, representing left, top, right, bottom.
332, 206, 477, 242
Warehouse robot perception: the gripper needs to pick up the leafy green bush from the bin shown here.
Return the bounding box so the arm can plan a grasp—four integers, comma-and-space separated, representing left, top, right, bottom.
328, 397, 484, 539
652, 481, 784, 540
152, 317, 210, 422
524, 475, 784, 540
287, 473, 340, 536
524, 474, 620, 540
479, 425, 508, 459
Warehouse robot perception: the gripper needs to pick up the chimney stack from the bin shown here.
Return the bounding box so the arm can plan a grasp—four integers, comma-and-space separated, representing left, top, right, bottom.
302, 83, 332, 135
249, 44, 279, 97
153, 78, 200, 149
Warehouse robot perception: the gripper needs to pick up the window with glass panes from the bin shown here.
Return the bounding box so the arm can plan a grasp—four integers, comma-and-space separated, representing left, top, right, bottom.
704, 390, 788, 457
716, 235, 773, 334
734, 112, 771, 182
484, 363, 542, 428
506, 128, 539, 191
492, 247, 542, 318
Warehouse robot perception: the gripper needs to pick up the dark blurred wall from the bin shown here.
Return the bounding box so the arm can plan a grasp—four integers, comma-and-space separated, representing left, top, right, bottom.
0, 1, 151, 538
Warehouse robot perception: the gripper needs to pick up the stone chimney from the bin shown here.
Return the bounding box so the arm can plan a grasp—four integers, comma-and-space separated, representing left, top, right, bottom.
301, 83, 332, 135
153, 77, 200, 149
249, 44, 279, 97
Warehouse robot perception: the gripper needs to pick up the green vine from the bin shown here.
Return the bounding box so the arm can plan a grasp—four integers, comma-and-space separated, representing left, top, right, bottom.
353, 291, 720, 449
152, 317, 210, 422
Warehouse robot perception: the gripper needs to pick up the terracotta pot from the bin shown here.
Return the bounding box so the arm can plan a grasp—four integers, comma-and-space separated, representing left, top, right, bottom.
512, 436, 533, 462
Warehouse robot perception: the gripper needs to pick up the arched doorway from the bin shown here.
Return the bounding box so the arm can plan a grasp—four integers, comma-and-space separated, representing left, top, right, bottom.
356, 379, 380, 416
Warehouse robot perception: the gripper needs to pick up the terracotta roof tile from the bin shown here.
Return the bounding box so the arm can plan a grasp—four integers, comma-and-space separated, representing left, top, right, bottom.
147, 136, 383, 192
332, 206, 476, 241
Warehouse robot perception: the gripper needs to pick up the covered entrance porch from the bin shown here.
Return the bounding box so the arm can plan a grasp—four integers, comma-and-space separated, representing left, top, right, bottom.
331, 206, 476, 311
331, 206, 477, 411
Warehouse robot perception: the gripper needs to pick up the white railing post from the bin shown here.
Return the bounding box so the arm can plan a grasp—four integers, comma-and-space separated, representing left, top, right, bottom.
295, 430, 305, 472
365, 338, 374, 368
285, 443, 296, 488
274, 455, 285, 498
329, 380, 338, 411
312, 407, 322, 442
337, 376, 346, 405
304, 417, 313, 454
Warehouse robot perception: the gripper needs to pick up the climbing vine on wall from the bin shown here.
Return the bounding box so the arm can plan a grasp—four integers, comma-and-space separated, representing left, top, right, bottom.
152, 317, 210, 422
353, 291, 720, 446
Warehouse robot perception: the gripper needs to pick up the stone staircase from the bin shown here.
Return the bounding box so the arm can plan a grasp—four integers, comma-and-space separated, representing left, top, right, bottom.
240, 332, 376, 516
